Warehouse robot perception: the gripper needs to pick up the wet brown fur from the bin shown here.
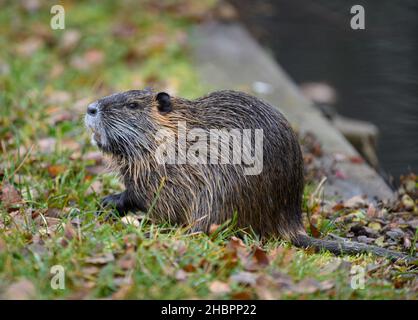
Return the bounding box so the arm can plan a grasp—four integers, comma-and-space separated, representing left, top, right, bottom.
86, 89, 411, 262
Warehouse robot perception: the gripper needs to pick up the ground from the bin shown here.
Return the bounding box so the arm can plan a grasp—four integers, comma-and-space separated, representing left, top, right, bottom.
0, 0, 417, 299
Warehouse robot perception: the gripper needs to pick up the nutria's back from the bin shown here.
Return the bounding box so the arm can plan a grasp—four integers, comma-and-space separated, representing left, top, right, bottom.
85, 89, 412, 262
86, 89, 305, 240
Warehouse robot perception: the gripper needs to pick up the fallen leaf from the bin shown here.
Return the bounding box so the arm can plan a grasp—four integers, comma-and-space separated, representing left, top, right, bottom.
332, 203, 345, 211
85, 49, 105, 65
121, 215, 140, 227
85, 253, 115, 265
47, 164, 66, 177
344, 195, 367, 208
87, 180, 103, 196
230, 271, 258, 286
244, 246, 270, 271
231, 291, 252, 300
64, 222, 77, 241
401, 194, 415, 211
59, 29, 81, 53
182, 264, 196, 273
82, 266, 101, 275
403, 236, 411, 249
172, 240, 187, 256
374, 236, 385, 247
0, 183, 22, 208
175, 269, 188, 281
209, 280, 230, 294
227, 236, 245, 249
309, 221, 321, 238
369, 220, 382, 230
290, 278, 321, 294
271, 271, 294, 289
117, 253, 136, 270
366, 203, 377, 218
16, 37, 43, 57
209, 223, 221, 235
46, 208, 63, 218
319, 259, 342, 275
38, 137, 56, 153
3, 278, 36, 299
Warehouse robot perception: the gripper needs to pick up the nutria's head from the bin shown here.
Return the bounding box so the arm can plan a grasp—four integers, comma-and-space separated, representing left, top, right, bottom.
85, 89, 173, 158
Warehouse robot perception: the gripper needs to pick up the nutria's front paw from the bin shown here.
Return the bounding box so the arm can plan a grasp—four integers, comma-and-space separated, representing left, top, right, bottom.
99, 192, 128, 216
101, 193, 121, 208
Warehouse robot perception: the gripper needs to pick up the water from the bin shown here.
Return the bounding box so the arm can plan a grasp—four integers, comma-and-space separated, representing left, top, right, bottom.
231, 0, 418, 182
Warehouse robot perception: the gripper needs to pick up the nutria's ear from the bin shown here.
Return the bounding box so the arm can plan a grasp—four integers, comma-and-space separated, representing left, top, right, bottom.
156, 92, 172, 113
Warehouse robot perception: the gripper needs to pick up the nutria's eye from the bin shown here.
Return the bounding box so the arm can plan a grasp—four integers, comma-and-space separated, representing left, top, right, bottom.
127, 102, 139, 110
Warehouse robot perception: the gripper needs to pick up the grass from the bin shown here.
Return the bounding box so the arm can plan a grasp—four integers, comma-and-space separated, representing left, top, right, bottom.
0, 0, 417, 299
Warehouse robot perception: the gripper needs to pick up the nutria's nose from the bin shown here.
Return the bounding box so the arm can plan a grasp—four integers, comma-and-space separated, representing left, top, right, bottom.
87, 103, 98, 116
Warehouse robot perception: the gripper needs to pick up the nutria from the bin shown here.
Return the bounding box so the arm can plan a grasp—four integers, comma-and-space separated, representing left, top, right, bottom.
85, 89, 408, 261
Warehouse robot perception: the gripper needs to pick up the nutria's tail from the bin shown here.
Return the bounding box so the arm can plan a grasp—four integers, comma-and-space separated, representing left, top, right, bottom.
292, 233, 413, 263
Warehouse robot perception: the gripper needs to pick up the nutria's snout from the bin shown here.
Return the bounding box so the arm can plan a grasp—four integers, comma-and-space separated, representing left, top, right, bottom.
87, 102, 99, 117
85, 101, 106, 149
84, 90, 158, 156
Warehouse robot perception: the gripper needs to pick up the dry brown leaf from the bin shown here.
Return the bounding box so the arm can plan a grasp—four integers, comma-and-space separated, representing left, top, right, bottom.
209, 280, 230, 294
0, 183, 22, 208
46, 208, 63, 218
16, 37, 43, 57
47, 164, 66, 177
230, 271, 258, 286
112, 22, 137, 38
85, 252, 115, 265
59, 30, 81, 53
38, 137, 56, 154
344, 195, 367, 208
332, 202, 345, 212
244, 246, 270, 271
290, 278, 320, 294
309, 221, 321, 238
270, 271, 294, 289
209, 223, 221, 235
85, 49, 105, 65
86, 180, 103, 196
175, 269, 188, 281
64, 222, 77, 241
82, 266, 101, 276
227, 236, 246, 254
182, 264, 196, 273
117, 253, 136, 270
231, 291, 253, 300
3, 278, 36, 300
172, 240, 187, 256
403, 236, 411, 249
253, 246, 269, 266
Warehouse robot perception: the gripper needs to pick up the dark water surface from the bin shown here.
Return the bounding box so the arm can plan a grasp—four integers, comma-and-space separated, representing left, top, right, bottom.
231, 0, 418, 181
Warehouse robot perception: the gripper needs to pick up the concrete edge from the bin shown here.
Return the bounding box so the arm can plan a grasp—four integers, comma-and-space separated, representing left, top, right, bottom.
190, 21, 394, 201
